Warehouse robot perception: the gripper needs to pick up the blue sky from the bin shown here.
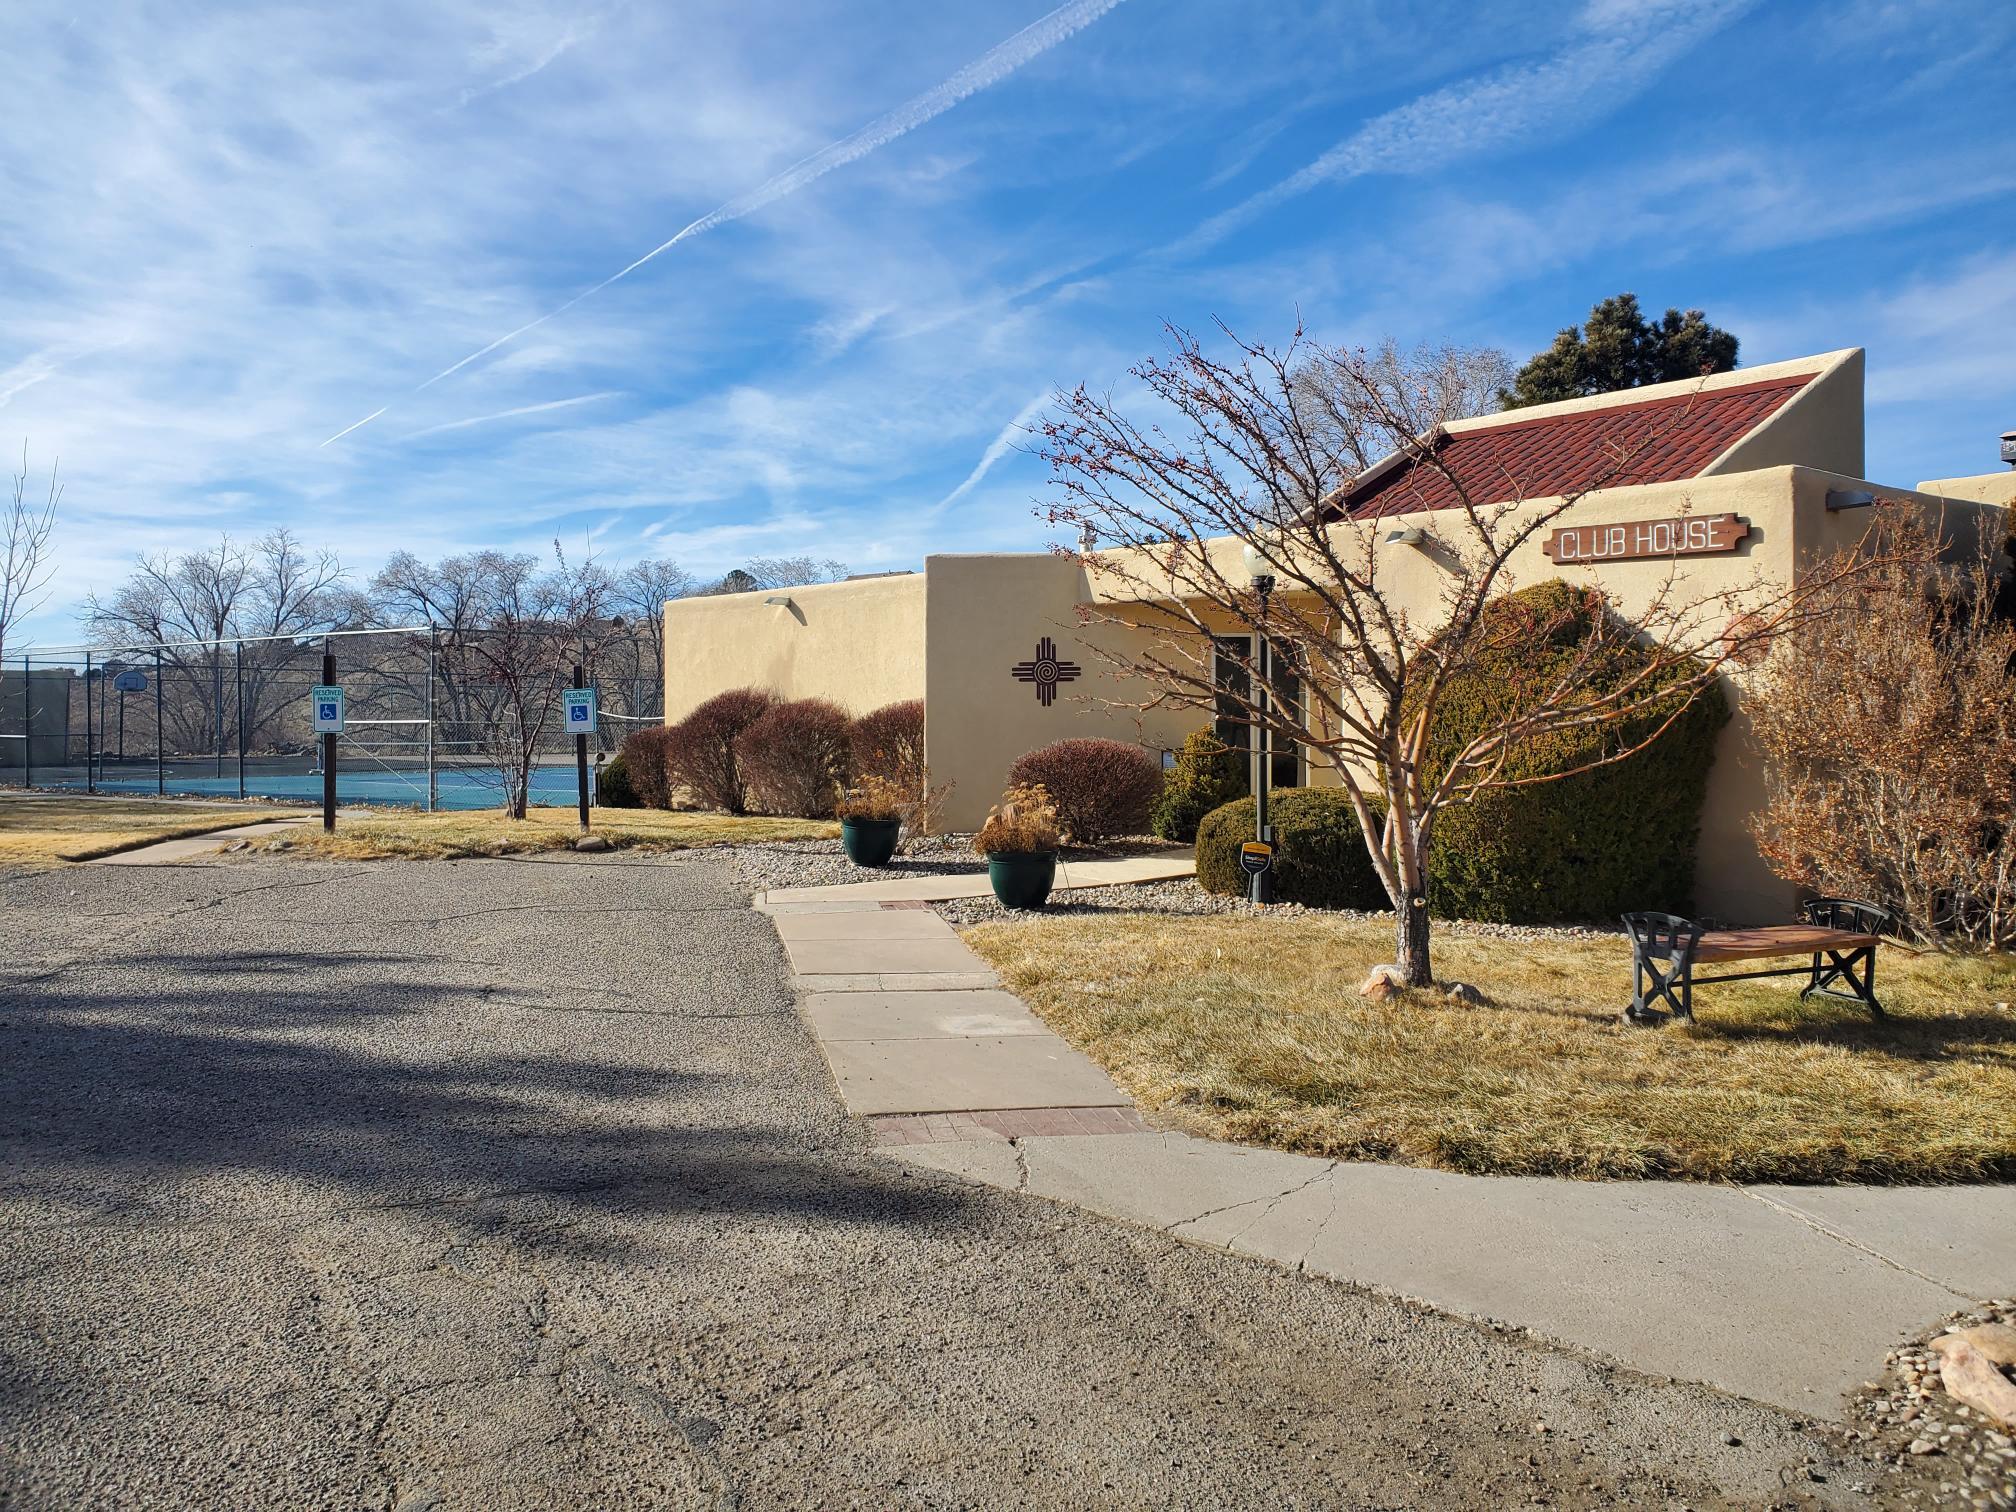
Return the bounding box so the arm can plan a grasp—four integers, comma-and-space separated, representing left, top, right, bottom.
4, 0, 2013, 647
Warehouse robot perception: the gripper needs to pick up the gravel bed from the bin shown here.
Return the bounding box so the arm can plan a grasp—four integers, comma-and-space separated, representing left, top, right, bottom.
718, 831, 1624, 942
1851, 1299, 2016, 1509
723, 835, 983, 894
721, 835, 1184, 897
932, 874, 1623, 941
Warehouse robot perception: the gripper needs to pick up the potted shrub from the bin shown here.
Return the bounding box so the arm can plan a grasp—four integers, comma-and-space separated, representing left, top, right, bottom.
835, 775, 905, 867
973, 784, 1062, 909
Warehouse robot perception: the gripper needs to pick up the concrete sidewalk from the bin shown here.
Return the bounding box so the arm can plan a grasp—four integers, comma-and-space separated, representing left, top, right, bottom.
88, 817, 312, 865
765, 895, 2016, 1417
769, 901, 1138, 1120
761, 847, 1192, 906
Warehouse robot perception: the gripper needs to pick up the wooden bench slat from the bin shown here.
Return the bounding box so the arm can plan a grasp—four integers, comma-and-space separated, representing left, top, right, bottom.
1691, 926, 1880, 965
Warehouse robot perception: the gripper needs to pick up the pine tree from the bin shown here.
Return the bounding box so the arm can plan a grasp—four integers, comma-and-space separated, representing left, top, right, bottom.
1500, 293, 1737, 410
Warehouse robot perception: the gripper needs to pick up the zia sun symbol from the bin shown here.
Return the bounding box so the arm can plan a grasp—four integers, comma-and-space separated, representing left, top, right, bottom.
1010, 636, 1082, 708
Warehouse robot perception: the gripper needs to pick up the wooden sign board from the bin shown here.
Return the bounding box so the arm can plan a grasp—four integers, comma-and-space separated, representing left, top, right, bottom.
1544, 513, 1750, 565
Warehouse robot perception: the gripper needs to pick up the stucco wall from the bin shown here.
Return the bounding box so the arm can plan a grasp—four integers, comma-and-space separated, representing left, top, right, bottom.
922, 554, 1194, 832
1918, 471, 2016, 508
661, 574, 925, 723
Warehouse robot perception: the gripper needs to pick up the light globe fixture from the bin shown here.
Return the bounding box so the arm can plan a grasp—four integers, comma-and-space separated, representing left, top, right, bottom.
1239, 541, 1275, 589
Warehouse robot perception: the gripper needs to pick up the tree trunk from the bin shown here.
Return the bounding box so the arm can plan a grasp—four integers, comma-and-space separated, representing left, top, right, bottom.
1386, 801, 1435, 987
1395, 894, 1432, 987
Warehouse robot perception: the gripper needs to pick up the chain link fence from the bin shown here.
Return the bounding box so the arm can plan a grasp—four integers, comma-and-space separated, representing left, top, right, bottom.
1, 626, 662, 810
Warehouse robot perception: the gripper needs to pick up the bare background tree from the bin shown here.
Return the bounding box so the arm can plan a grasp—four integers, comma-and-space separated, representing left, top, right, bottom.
1748, 508, 2016, 950
1039, 322, 1878, 986
1, 443, 61, 666
1290, 341, 1512, 457
420, 543, 620, 817
612, 557, 697, 717
690, 557, 849, 598
83, 530, 345, 752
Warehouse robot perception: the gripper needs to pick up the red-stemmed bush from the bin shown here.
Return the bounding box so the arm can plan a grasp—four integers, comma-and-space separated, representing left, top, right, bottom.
1005, 738, 1163, 844
735, 697, 855, 818
662, 688, 777, 813
619, 727, 675, 809
850, 699, 925, 789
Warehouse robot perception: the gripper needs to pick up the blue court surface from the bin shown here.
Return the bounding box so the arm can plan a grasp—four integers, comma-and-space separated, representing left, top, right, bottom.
14, 763, 584, 811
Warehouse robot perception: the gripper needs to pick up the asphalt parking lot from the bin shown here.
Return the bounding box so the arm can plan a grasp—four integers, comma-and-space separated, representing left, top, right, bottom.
0, 853, 1890, 1508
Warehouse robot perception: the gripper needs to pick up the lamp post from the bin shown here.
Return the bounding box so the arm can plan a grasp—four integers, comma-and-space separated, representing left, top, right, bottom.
1240, 543, 1276, 905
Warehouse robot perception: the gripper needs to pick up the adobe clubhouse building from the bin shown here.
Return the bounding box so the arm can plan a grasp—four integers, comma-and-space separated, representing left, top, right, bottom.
666, 349, 2014, 924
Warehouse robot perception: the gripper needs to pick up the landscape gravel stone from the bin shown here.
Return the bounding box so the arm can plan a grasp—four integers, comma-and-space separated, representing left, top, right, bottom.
715, 831, 1625, 940
1854, 1300, 2016, 1509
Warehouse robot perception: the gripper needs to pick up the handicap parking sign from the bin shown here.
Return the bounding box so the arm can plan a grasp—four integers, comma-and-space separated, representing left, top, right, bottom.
563, 687, 597, 733
311, 685, 345, 734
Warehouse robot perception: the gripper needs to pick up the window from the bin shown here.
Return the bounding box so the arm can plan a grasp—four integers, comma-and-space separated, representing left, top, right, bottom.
1213, 635, 1300, 789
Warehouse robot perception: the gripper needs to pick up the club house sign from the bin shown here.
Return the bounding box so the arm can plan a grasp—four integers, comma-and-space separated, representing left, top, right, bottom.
1544, 512, 1751, 565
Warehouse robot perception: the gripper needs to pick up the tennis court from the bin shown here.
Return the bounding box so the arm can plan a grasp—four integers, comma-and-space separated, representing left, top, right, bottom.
3, 625, 658, 813
21, 759, 586, 810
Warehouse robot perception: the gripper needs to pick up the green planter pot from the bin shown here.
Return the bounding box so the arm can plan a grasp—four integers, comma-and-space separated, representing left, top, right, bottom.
987, 850, 1057, 910
840, 816, 901, 868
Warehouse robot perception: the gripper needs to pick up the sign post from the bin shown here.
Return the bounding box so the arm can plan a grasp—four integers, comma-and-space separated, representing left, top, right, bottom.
311, 658, 343, 832
564, 673, 596, 832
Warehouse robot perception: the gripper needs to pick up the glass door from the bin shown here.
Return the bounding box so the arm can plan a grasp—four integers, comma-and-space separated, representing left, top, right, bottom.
1212, 635, 1300, 789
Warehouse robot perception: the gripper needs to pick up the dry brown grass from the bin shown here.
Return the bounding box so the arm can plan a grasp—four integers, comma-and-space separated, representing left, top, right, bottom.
962, 912, 2016, 1184
0, 794, 304, 864
284, 805, 837, 861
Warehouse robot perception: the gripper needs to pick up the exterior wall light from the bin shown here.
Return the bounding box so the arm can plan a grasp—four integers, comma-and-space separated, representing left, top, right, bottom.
1824, 489, 1876, 511
1383, 526, 1427, 547
762, 595, 795, 607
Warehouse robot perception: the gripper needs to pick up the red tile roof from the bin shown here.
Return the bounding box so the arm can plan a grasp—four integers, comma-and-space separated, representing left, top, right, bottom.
1331, 372, 1816, 521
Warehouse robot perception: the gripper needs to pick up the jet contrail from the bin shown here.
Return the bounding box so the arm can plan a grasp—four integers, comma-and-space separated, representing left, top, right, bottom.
325, 0, 1127, 444
933, 391, 1049, 512
403, 390, 619, 439
319, 407, 386, 448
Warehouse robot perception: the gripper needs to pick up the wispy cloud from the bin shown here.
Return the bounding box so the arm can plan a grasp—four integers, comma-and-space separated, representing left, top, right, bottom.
404, 390, 620, 439
324, 0, 1130, 444
1176, 0, 1755, 257
452, 13, 599, 109
932, 391, 1049, 513
0, 336, 129, 409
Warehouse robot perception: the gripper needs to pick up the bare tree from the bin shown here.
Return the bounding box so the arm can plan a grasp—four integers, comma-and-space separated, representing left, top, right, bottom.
1037, 322, 1882, 987
742, 556, 848, 588
1748, 508, 2016, 950
83, 530, 345, 752
613, 557, 696, 715
410, 545, 621, 818
1, 443, 60, 666
1290, 340, 1511, 453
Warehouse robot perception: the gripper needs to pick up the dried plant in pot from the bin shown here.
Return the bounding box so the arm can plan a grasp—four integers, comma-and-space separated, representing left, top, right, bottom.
835, 775, 906, 868
972, 784, 1063, 909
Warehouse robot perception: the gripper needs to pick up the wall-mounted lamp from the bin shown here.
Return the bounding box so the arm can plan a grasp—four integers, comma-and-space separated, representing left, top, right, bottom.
1383, 526, 1427, 547
1825, 489, 1877, 511
763, 595, 795, 607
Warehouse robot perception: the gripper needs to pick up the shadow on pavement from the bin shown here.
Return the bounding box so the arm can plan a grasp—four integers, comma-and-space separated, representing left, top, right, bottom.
2, 948, 976, 1257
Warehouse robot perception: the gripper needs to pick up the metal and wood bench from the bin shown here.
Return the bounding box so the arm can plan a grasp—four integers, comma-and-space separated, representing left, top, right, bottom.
1619, 897, 1897, 1025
